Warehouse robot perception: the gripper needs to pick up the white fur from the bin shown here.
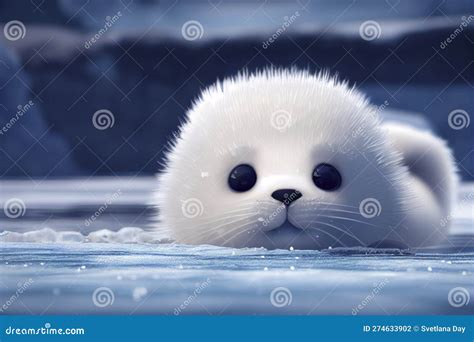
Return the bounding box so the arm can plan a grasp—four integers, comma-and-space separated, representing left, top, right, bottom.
155, 69, 457, 249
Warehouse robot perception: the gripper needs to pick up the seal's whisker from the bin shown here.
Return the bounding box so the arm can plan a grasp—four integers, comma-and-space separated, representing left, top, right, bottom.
302, 225, 349, 248
176, 211, 259, 230
298, 207, 362, 216
174, 204, 257, 223
305, 220, 366, 246
193, 221, 251, 246
314, 214, 378, 227
181, 215, 257, 240
305, 201, 359, 209
218, 223, 259, 246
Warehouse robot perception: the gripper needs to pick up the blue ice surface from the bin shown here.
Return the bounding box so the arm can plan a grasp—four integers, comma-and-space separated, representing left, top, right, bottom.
0, 178, 472, 315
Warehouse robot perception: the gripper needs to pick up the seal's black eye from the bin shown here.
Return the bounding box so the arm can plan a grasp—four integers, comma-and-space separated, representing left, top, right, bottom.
228, 164, 257, 192
312, 163, 342, 191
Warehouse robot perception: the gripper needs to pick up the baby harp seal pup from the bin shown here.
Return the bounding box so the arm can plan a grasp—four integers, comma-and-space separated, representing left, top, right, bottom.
155, 70, 457, 250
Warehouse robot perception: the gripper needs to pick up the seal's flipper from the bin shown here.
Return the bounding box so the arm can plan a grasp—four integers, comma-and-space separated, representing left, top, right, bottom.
382, 123, 457, 219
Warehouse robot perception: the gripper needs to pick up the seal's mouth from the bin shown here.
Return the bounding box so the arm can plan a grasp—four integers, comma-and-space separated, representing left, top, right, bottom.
266, 218, 301, 235
261, 218, 313, 249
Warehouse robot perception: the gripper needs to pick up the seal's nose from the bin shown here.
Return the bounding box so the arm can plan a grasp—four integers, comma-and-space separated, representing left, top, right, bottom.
271, 189, 302, 205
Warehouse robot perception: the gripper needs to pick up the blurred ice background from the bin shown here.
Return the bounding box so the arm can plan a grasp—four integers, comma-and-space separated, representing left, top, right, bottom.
0, 0, 472, 179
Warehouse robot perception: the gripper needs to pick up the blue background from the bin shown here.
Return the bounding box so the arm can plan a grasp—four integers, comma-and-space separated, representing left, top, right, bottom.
1, 315, 473, 341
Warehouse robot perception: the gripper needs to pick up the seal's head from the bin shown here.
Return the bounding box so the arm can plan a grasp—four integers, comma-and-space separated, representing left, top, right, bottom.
156, 70, 454, 249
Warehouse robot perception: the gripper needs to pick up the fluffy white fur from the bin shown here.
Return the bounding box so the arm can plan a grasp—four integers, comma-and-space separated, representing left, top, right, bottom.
155, 70, 457, 250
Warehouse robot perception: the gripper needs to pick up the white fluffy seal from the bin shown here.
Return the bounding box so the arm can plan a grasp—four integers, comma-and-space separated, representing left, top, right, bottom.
156, 70, 457, 250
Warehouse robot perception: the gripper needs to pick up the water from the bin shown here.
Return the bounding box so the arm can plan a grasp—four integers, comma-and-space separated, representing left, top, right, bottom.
0, 178, 473, 315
